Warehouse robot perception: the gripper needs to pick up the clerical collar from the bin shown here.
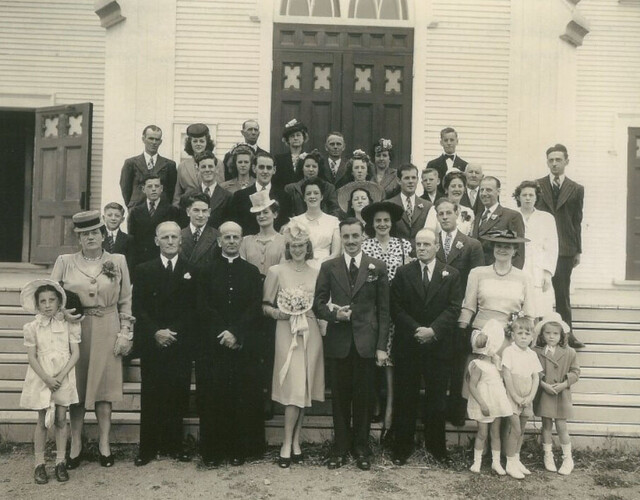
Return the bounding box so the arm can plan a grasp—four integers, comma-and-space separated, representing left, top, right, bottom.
160, 254, 178, 269
222, 252, 239, 264
343, 252, 363, 268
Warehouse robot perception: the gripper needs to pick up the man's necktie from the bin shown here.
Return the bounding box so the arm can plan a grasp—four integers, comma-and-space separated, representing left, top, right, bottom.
166, 260, 173, 273
194, 227, 201, 243
422, 265, 430, 293
106, 234, 115, 252
553, 175, 561, 198
349, 257, 358, 286
469, 189, 477, 207
147, 157, 154, 170
261, 184, 267, 191
204, 186, 211, 198
330, 159, 337, 177
148, 201, 156, 217
444, 232, 452, 259
405, 196, 413, 221
444, 154, 455, 161
480, 209, 489, 226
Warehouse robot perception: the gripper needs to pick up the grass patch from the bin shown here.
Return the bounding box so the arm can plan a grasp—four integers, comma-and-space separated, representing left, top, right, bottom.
593, 472, 633, 489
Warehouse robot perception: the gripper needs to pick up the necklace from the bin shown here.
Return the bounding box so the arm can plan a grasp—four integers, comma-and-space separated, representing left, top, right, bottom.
292, 262, 306, 272
493, 263, 512, 277
304, 212, 321, 222
82, 252, 103, 261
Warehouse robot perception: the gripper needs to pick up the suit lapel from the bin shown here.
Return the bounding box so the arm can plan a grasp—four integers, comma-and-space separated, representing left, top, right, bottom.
424, 260, 443, 306
479, 205, 502, 234
352, 254, 371, 297
192, 227, 216, 263
411, 199, 427, 227
539, 177, 555, 213
444, 232, 463, 263
209, 185, 226, 213
331, 257, 352, 296
408, 260, 427, 301
556, 179, 575, 210
135, 155, 148, 179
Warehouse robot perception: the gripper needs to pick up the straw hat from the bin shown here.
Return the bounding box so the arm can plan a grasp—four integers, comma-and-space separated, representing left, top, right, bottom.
72, 210, 104, 233
20, 279, 66, 314
534, 312, 570, 336
249, 190, 276, 213
337, 181, 385, 213
481, 229, 529, 244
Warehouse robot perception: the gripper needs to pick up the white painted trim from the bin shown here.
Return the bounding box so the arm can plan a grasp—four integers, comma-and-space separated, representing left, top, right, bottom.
258, 0, 276, 152
410, 0, 430, 169
0, 91, 54, 109
615, 111, 640, 283
272, 0, 414, 26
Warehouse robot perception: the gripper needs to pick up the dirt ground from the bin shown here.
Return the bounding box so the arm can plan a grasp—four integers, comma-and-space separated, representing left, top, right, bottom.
1, 441, 639, 500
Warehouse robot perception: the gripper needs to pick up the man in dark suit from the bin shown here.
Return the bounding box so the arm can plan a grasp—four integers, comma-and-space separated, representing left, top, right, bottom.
132, 222, 194, 466
222, 119, 268, 180
102, 202, 134, 272
425, 127, 468, 192
321, 132, 348, 186
314, 218, 390, 471
391, 228, 462, 465
127, 174, 180, 270
230, 152, 290, 234
194, 222, 265, 467
472, 176, 525, 269
420, 167, 444, 204
434, 198, 484, 426
179, 194, 219, 269
536, 144, 585, 348
178, 151, 232, 230
388, 163, 433, 250
460, 163, 484, 215
120, 125, 177, 208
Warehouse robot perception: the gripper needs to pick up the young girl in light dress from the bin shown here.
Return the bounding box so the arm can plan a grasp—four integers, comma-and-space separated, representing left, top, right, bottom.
467, 319, 513, 475
501, 317, 542, 479
19, 279, 80, 484
533, 312, 580, 475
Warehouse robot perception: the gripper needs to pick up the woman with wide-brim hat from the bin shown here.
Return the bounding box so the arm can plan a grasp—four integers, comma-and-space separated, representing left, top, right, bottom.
50, 210, 134, 468
336, 153, 385, 221
273, 118, 309, 189
361, 201, 412, 442
172, 123, 223, 205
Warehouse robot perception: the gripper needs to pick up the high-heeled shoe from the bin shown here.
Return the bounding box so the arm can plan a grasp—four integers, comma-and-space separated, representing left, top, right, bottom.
292, 451, 304, 464
277, 455, 291, 468
66, 447, 83, 470
99, 452, 115, 467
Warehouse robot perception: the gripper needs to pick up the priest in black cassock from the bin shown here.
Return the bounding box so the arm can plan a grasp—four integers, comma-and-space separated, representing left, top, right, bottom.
194, 221, 265, 467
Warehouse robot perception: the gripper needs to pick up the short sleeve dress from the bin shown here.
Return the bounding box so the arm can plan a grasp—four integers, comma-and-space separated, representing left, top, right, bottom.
263, 263, 324, 408
20, 316, 81, 409
466, 358, 513, 423
291, 213, 339, 269
501, 344, 543, 416
361, 236, 413, 366
51, 252, 134, 409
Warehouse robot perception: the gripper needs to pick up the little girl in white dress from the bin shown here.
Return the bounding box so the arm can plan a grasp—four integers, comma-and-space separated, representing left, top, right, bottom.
20, 279, 80, 484
467, 319, 512, 475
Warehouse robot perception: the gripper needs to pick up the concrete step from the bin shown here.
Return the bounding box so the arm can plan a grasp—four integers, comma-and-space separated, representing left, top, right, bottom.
572, 308, 640, 323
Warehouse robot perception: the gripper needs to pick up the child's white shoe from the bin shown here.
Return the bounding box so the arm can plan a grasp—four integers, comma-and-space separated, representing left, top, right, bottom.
470, 461, 481, 473
506, 460, 524, 479
491, 460, 506, 476
544, 452, 557, 472
558, 456, 574, 475
517, 459, 531, 475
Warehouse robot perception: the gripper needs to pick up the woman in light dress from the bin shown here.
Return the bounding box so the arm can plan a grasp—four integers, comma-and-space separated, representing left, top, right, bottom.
513, 180, 558, 318
290, 177, 341, 269
262, 221, 325, 468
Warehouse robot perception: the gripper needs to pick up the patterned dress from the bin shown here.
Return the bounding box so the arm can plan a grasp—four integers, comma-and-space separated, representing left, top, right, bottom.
361, 236, 413, 366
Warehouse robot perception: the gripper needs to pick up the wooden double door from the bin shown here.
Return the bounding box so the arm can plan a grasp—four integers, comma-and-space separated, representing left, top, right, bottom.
271, 24, 413, 163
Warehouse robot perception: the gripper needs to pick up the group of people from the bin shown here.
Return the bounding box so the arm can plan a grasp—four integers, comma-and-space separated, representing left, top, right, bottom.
19, 119, 585, 485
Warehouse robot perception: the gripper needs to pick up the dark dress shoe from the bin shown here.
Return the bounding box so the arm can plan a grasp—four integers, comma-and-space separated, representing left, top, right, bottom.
356, 456, 371, 471
327, 455, 347, 470
277, 455, 291, 468
34, 464, 48, 484
433, 452, 454, 467
134, 454, 152, 466
65, 449, 83, 470
54, 462, 69, 482
392, 455, 407, 466
171, 451, 192, 462
202, 458, 224, 469
291, 452, 304, 464
99, 453, 115, 467
230, 457, 245, 466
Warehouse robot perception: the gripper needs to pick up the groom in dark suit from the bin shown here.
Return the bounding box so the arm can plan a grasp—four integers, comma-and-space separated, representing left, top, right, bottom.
132, 221, 194, 465
119, 125, 177, 208
472, 176, 525, 269
391, 228, 462, 465
536, 144, 585, 348
434, 198, 484, 426
314, 218, 390, 471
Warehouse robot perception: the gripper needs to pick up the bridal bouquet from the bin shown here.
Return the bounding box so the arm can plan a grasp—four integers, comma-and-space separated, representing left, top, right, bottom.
277, 286, 315, 385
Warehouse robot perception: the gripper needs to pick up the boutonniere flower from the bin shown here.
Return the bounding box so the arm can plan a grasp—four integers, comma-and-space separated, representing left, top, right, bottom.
101, 261, 119, 281
455, 241, 464, 250
366, 263, 379, 282
417, 203, 424, 209
490, 214, 498, 220
183, 272, 192, 280
442, 270, 450, 278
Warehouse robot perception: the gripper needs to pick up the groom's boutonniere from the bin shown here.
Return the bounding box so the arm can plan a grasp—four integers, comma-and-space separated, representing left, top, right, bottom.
442, 270, 450, 278
490, 214, 498, 220
183, 272, 192, 280
417, 203, 424, 209
455, 241, 464, 250
366, 263, 379, 282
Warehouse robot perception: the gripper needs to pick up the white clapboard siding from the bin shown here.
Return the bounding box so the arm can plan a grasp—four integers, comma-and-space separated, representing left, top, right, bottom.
0, 0, 105, 211
420, 0, 511, 179
174, 0, 262, 158
573, 0, 640, 288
